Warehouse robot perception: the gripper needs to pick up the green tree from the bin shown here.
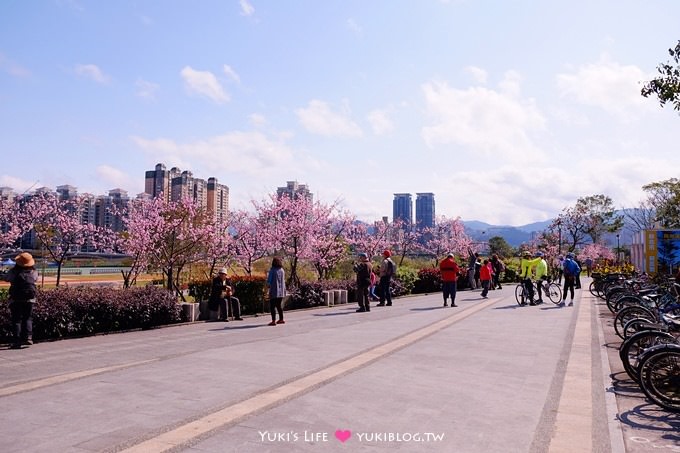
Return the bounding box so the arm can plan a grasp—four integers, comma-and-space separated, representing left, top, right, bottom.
641, 40, 680, 112
556, 194, 623, 250
487, 236, 514, 258
642, 178, 680, 228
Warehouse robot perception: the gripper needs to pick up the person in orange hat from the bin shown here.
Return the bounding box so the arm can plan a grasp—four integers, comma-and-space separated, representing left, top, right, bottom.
376, 250, 396, 307
1, 252, 38, 348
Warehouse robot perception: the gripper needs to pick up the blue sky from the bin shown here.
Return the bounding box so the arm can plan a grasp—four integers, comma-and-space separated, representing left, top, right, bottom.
1, 0, 679, 226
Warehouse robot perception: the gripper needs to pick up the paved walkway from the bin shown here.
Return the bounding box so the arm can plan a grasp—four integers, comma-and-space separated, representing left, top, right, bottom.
0, 279, 675, 452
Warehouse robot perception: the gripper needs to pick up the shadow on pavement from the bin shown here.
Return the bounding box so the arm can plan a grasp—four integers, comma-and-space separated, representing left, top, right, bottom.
208, 325, 265, 331
313, 312, 355, 317
410, 307, 443, 311
618, 403, 680, 432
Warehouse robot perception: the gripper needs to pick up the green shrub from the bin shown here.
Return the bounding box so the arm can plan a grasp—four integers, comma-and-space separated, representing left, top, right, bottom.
413, 268, 441, 293
0, 286, 181, 342
188, 276, 267, 315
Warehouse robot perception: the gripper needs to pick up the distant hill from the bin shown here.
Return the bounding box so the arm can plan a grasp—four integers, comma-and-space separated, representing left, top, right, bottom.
462, 219, 553, 247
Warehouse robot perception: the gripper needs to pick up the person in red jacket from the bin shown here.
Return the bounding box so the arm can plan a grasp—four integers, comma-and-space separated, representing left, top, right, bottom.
439, 253, 460, 307
480, 259, 492, 298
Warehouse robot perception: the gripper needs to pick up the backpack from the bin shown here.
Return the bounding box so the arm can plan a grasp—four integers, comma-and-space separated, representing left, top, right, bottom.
9, 270, 37, 300
387, 259, 397, 277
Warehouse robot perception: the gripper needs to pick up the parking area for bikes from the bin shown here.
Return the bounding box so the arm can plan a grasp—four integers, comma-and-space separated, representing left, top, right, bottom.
595, 289, 680, 453
0, 278, 676, 452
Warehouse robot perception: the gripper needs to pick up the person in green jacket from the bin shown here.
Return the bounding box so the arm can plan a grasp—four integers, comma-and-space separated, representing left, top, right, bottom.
518, 251, 541, 305
534, 252, 549, 304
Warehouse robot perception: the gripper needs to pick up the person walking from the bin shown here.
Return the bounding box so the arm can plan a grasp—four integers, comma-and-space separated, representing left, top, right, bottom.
490, 254, 505, 290
353, 253, 372, 312
369, 267, 380, 301
480, 259, 492, 298
466, 249, 478, 289
534, 252, 549, 304
561, 252, 581, 307
439, 253, 460, 307
376, 250, 395, 307
1, 252, 38, 349
267, 257, 286, 325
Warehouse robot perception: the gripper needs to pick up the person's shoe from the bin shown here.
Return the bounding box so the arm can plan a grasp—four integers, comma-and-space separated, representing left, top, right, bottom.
536, 300, 543, 305
568, 301, 573, 306
482, 295, 488, 298
366, 308, 370, 312
23, 339, 33, 345
268, 321, 277, 326
451, 303, 457, 307
520, 302, 527, 306
386, 303, 392, 306
529, 301, 536, 306
376, 303, 385, 307
277, 319, 285, 324
220, 318, 229, 322
234, 317, 244, 321
443, 302, 448, 307
356, 308, 366, 312
498, 286, 502, 289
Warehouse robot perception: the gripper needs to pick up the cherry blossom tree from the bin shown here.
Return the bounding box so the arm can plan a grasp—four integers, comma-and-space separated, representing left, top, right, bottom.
346, 219, 392, 261
230, 209, 271, 276
308, 208, 354, 280
19, 192, 109, 286
421, 216, 473, 266
580, 243, 615, 262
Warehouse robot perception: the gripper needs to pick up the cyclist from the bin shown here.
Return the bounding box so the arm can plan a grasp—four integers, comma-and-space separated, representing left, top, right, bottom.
534, 252, 549, 304
518, 251, 541, 306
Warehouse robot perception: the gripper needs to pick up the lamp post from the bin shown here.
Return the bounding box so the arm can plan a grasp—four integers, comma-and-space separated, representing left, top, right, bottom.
616, 234, 620, 264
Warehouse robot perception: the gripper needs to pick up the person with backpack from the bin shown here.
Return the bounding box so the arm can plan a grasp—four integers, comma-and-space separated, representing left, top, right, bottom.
561, 252, 581, 307
376, 250, 395, 307
1, 252, 38, 349
353, 253, 372, 312
490, 254, 505, 290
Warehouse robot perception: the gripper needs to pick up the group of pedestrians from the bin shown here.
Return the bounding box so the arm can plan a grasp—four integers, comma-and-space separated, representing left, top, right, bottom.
353, 250, 396, 312
519, 251, 581, 307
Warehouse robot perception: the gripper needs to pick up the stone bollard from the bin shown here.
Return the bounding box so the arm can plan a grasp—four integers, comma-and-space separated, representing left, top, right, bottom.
181, 302, 200, 322
339, 289, 348, 304
333, 289, 343, 304
322, 290, 334, 306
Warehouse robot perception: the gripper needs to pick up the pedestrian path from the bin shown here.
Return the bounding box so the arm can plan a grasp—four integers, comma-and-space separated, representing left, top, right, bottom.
0, 283, 630, 452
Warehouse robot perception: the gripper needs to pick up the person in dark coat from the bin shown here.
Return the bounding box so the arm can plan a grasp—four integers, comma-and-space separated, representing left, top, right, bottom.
1, 252, 39, 349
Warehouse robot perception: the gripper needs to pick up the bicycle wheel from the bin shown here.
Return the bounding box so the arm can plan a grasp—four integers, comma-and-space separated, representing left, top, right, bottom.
639, 344, 680, 412
618, 330, 676, 382
622, 317, 660, 339
589, 280, 599, 298
546, 283, 562, 304
614, 306, 657, 339
515, 284, 525, 306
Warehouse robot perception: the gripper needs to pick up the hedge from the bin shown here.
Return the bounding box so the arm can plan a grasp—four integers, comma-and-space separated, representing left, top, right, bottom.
0, 286, 181, 342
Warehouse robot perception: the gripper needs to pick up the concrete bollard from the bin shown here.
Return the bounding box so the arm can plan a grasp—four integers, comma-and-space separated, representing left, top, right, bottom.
181, 302, 200, 322
322, 290, 333, 306
334, 289, 343, 304
339, 289, 348, 304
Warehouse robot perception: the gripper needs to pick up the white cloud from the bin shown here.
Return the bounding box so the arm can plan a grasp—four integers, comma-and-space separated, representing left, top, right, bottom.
0, 53, 31, 78
249, 113, 268, 127
464, 66, 487, 84
421, 73, 546, 159
556, 56, 652, 119
95, 165, 137, 190
347, 18, 362, 35
0, 175, 38, 194
180, 66, 229, 104
223, 64, 241, 83
135, 78, 160, 99
239, 0, 254, 16
74, 64, 110, 84
131, 130, 315, 178
366, 109, 394, 135
295, 100, 363, 138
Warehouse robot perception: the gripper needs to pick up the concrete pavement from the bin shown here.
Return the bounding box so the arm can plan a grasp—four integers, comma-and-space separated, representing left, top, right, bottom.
0, 279, 674, 452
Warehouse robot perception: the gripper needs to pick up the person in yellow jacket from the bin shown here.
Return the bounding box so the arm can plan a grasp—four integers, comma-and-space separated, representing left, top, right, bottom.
519, 251, 541, 305
534, 252, 549, 304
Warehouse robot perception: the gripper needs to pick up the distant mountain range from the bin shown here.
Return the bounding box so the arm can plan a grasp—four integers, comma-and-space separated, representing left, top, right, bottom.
462, 220, 553, 247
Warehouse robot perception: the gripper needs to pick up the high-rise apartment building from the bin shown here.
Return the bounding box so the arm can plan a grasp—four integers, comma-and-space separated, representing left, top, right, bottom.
277, 181, 313, 202
415, 193, 435, 229
144, 163, 229, 222
393, 193, 413, 225
95, 189, 129, 232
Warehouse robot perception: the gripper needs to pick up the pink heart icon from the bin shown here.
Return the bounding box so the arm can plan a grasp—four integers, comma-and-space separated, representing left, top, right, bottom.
334, 429, 352, 443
